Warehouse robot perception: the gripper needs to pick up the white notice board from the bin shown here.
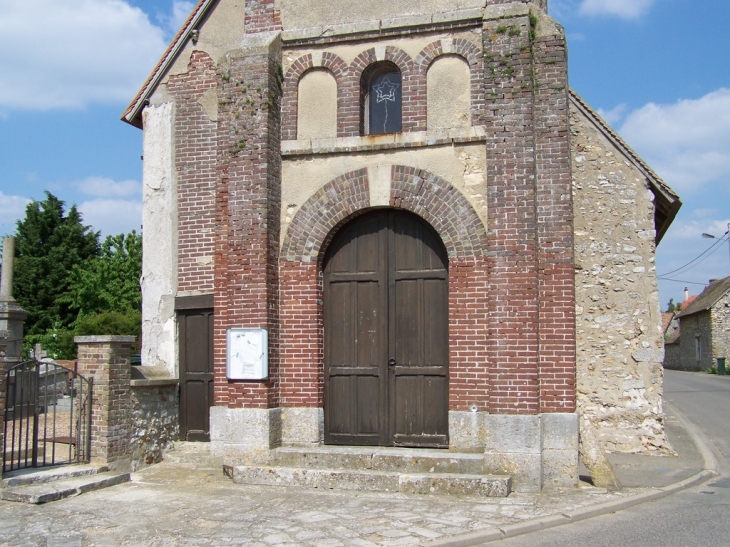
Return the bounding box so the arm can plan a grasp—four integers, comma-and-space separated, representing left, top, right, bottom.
226, 328, 268, 380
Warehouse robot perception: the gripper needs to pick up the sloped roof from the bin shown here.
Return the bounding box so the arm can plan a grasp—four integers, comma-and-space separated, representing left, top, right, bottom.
661, 312, 675, 334
569, 90, 681, 245
122, 0, 213, 128
677, 276, 730, 318
681, 294, 697, 309
665, 328, 680, 345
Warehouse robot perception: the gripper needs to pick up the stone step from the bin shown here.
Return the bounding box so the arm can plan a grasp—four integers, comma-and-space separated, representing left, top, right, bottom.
228, 465, 511, 497
269, 445, 487, 474
163, 442, 221, 468
0, 471, 130, 504
1, 464, 109, 489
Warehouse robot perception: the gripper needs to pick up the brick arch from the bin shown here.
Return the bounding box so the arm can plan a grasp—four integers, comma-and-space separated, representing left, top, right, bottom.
280, 166, 487, 264
416, 39, 485, 126
342, 47, 424, 135
279, 166, 491, 411
281, 52, 349, 141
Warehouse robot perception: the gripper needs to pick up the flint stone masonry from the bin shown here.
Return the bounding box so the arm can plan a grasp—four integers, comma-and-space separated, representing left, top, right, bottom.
130, 384, 179, 469
130, 365, 179, 469
570, 103, 670, 454
711, 292, 730, 367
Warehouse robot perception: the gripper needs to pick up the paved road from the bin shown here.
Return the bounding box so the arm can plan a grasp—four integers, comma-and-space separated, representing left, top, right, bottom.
491, 370, 730, 547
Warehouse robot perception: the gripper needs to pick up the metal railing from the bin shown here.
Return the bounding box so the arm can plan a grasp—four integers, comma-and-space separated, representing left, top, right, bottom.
3, 360, 92, 473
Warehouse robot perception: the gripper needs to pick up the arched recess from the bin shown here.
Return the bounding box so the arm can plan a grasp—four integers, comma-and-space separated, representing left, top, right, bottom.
416, 39, 485, 126
281, 52, 348, 141
297, 68, 338, 139
427, 55, 471, 130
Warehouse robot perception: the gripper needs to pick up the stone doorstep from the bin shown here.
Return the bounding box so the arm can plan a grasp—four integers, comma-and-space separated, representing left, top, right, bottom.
228, 446, 511, 497
0, 471, 131, 504
228, 465, 511, 497
270, 445, 487, 474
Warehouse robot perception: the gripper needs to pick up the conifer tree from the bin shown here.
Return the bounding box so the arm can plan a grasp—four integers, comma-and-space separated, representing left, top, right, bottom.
13, 192, 100, 335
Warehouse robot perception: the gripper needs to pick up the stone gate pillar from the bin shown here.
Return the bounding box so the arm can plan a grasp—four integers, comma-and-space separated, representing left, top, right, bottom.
1, 236, 28, 473
75, 335, 135, 469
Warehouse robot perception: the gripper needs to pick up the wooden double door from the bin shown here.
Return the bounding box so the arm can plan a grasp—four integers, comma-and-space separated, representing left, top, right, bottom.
324, 210, 449, 448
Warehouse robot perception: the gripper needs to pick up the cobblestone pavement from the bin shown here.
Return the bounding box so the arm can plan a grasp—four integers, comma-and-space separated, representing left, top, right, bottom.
0, 462, 642, 547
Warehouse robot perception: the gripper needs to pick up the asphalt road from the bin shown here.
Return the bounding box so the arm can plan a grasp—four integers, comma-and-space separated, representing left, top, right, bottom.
489, 370, 730, 547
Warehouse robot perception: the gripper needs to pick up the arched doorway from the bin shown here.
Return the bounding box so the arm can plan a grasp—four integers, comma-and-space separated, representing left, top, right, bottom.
323, 209, 449, 448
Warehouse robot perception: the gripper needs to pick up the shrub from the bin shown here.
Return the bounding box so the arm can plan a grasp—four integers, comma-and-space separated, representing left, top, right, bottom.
74, 310, 141, 337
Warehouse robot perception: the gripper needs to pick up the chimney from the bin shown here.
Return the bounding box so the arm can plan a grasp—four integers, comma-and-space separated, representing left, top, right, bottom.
684, 287, 689, 301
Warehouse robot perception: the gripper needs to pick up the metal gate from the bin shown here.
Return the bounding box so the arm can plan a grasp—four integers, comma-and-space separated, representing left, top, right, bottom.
3, 360, 92, 473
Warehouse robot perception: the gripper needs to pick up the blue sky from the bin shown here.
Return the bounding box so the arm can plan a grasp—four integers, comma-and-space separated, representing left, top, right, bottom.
1, 0, 728, 308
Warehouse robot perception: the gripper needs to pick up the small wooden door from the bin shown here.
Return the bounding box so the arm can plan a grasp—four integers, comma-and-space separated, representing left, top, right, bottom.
178, 308, 214, 441
324, 210, 448, 448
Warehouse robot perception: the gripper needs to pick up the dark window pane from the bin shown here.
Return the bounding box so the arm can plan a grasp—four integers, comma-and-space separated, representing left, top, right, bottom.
369, 71, 401, 134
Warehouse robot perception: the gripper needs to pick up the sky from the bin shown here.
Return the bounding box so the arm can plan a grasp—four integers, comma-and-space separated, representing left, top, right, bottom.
0, 0, 729, 308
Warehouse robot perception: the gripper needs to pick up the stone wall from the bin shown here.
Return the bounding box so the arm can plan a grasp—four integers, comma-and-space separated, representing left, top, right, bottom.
570, 103, 670, 454
676, 312, 711, 372
711, 292, 730, 365
663, 340, 681, 370
130, 384, 179, 469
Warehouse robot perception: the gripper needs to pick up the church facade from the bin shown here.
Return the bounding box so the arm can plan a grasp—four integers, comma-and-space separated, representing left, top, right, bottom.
124, 0, 680, 491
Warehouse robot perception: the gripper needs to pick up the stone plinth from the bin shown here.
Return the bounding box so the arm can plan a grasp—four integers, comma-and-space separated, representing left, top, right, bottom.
75, 336, 136, 470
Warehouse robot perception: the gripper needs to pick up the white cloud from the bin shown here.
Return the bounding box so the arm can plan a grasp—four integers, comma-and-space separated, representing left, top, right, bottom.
0, 191, 32, 236
579, 0, 656, 19
596, 103, 627, 126
76, 176, 142, 198
78, 198, 143, 237
168, 1, 195, 35
0, 0, 168, 110
665, 218, 730, 242
618, 88, 730, 193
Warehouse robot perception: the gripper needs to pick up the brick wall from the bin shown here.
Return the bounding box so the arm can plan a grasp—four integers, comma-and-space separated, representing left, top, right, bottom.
483, 15, 541, 414
532, 31, 576, 413
75, 336, 134, 465
213, 42, 282, 409
482, 12, 575, 414
167, 51, 218, 294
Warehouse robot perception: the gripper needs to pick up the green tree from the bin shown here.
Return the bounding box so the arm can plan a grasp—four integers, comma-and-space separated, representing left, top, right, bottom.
62, 231, 142, 316
13, 192, 100, 335
666, 298, 683, 313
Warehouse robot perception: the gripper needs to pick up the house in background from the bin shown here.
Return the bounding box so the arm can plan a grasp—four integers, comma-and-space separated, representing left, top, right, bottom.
123, 0, 680, 492
663, 288, 696, 369
666, 277, 730, 371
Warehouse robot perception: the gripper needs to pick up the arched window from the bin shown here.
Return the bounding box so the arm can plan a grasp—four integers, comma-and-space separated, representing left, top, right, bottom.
361, 62, 402, 135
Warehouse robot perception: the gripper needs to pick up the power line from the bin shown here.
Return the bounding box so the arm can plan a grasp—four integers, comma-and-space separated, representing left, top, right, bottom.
658, 234, 729, 277
656, 277, 712, 287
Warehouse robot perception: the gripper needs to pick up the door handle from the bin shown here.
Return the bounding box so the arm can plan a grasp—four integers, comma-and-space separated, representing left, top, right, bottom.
388, 358, 396, 366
